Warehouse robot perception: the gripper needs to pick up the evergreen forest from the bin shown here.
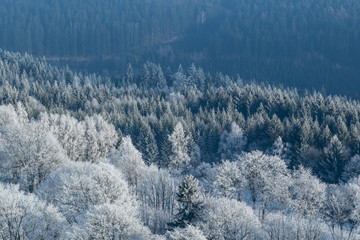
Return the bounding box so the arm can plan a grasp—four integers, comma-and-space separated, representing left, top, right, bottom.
1, 0, 360, 238
0, 50, 360, 239
0, 0, 360, 96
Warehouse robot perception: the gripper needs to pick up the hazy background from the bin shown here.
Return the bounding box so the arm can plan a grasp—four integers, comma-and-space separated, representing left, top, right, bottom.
1, 0, 359, 96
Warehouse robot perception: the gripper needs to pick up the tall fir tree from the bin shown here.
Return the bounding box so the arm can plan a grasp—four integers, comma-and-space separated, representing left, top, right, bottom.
169, 175, 203, 229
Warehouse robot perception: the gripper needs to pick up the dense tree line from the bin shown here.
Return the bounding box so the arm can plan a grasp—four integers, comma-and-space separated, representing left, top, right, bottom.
0, 0, 360, 96
2, 50, 360, 238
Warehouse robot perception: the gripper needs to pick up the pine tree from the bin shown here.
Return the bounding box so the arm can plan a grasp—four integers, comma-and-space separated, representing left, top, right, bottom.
169, 175, 203, 229
319, 135, 349, 183
138, 124, 159, 165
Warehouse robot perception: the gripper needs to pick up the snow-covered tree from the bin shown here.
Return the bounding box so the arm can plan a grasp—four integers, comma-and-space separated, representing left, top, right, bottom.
266, 136, 291, 165
141, 62, 167, 90
40, 113, 118, 163
262, 213, 330, 240
40, 113, 86, 162
109, 136, 146, 189
238, 151, 291, 218
0, 121, 68, 192
138, 165, 177, 234
188, 64, 206, 91
322, 184, 356, 239
213, 160, 245, 200
172, 66, 190, 92
84, 115, 118, 163
73, 204, 152, 240
170, 175, 203, 229
138, 124, 159, 165
344, 177, 360, 237
199, 197, 261, 240
320, 135, 349, 183
167, 225, 206, 240
0, 104, 21, 127
37, 162, 136, 223
218, 122, 247, 160
0, 184, 67, 240
290, 166, 326, 217
342, 155, 360, 183
168, 122, 191, 174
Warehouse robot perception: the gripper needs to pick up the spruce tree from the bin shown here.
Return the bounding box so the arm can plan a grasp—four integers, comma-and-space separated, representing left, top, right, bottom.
169, 175, 203, 229
319, 135, 349, 183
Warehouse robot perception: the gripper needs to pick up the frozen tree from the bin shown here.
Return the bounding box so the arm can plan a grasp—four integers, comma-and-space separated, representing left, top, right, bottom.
40, 113, 118, 163
218, 122, 247, 160
290, 166, 326, 217
192, 162, 216, 194
84, 115, 118, 163
342, 155, 360, 182
322, 184, 356, 239
213, 160, 245, 200
266, 136, 291, 165
141, 62, 167, 90
188, 64, 206, 91
319, 135, 349, 183
0, 121, 68, 192
0, 104, 21, 127
190, 144, 202, 168
37, 162, 136, 223
73, 204, 152, 240
138, 165, 177, 234
0, 184, 67, 240
297, 144, 324, 170
262, 213, 330, 240
168, 122, 191, 174
345, 177, 360, 237
166, 225, 206, 240
39, 113, 86, 162
238, 151, 291, 219
199, 197, 261, 240
172, 66, 190, 92
138, 124, 159, 165
123, 63, 135, 86
109, 136, 146, 189
170, 175, 203, 229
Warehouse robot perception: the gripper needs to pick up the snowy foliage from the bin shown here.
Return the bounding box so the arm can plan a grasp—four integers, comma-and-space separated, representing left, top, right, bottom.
0, 184, 67, 240
218, 122, 247, 160
40, 113, 118, 162
342, 155, 360, 183
170, 175, 203, 229
266, 136, 291, 166
238, 151, 291, 217
1, 50, 360, 239
168, 122, 191, 174
109, 136, 146, 188
0, 121, 68, 192
138, 165, 177, 234
320, 135, 349, 183
199, 197, 261, 240
167, 225, 206, 240
322, 184, 357, 239
290, 166, 326, 217
72, 204, 152, 240
262, 213, 330, 240
213, 160, 244, 200
37, 162, 136, 223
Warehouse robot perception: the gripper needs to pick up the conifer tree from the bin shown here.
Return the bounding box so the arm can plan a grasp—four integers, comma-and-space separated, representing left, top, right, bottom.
168, 122, 191, 174
169, 175, 203, 229
320, 135, 349, 183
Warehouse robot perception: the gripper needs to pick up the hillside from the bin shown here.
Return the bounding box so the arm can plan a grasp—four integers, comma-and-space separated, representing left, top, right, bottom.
0, 0, 360, 96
